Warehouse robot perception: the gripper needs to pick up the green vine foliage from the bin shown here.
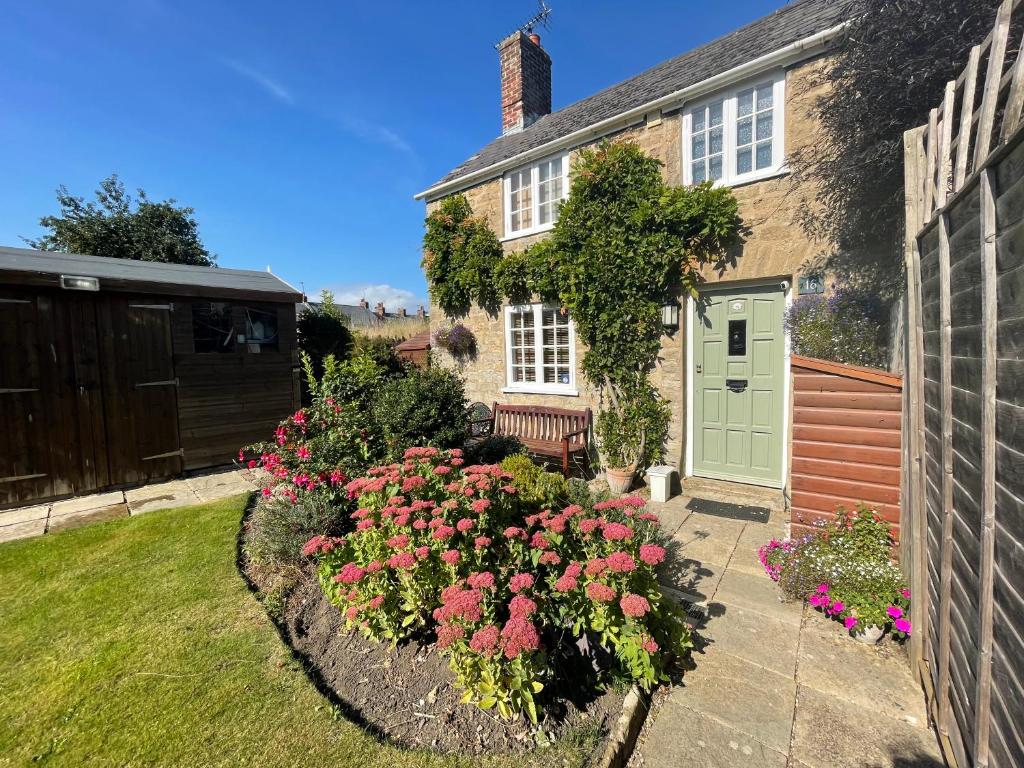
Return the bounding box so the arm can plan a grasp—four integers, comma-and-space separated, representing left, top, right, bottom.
422, 195, 503, 317
422, 141, 743, 467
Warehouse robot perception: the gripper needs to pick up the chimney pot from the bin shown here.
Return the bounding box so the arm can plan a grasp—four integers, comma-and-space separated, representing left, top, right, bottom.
529, 32, 541, 46
358, 298, 368, 309
398, 307, 407, 317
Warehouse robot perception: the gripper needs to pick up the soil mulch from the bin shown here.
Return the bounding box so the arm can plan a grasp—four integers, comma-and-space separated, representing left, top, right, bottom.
279, 577, 626, 755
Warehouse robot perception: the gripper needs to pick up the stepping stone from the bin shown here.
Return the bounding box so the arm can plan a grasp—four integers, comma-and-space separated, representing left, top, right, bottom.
790, 685, 943, 768
187, 471, 255, 502
0, 503, 50, 527
48, 503, 128, 533
672, 514, 746, 566
641, 700, 788, 768
713, 568, 804, 627
667, 647, 796, 753
126, 480, 199, 515
50, 491, 125, 517
726, 520, 788, 578
646, 495, 693, 535
698, 600, 801, 678
796, 611, 929, 725
0, 518, 47, 543
658, 556, 726, 604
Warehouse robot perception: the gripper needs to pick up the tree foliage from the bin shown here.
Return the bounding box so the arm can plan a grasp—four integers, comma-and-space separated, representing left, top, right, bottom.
26, 174, 215, 265
789, 0, 1002, 296
298, 290, 353, 382
422, 195, 502, 317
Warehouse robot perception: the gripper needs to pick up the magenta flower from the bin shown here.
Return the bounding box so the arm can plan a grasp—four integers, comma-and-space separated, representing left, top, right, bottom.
894, 618, 912, 634
830, 600, 845, 614
886, 605, 903, 620
816, 583, 830, 594
844, 615, 858, 630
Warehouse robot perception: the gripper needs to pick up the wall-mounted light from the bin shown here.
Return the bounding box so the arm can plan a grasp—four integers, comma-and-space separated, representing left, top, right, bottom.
60, 274, 100, 291
661, 299, 680, 331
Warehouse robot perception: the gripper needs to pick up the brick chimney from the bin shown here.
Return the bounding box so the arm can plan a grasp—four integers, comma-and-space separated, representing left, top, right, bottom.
416, 305, 426, 319
358, 298, 368, 309
499, 31, 551, 135
374, 301, 385, 319
397, 307, 407, 318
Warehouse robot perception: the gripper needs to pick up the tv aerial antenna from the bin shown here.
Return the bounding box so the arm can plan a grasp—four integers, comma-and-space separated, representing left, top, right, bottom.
494, 1, 552, 48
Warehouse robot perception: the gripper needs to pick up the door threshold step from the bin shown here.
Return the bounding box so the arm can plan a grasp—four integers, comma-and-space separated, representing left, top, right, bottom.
682, 476, 785, 512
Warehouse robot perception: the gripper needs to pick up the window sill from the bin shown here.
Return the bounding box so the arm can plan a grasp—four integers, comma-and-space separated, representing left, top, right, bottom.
501, 222, 555, 243
686, 165, 790, 190
502, 385, 579, 397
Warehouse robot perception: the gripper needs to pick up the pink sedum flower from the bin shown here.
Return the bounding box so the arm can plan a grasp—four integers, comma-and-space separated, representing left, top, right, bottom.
639, 544, 666, 566
508, 573, 535, 593
620, 593, 650, 618
586, 582, 616, 603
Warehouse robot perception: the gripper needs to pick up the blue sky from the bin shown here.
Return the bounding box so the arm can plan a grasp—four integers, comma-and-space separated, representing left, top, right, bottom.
0, 0, 791, 310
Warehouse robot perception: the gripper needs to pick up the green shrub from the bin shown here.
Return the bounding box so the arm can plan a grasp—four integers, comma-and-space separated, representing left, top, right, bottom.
351, 335, 409, 377
500, 454, 569, 509
464, 434, 524, 465
783, 286, 888, 368
246, 495, 347, 569
595, 381, 670, 469
370, 366, 469, 459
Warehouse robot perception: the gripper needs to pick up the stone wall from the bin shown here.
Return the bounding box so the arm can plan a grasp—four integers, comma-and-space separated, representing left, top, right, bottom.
426, 56, 832, 472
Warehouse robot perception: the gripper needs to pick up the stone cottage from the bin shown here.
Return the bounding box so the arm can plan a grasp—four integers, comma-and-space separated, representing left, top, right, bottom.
415, 0, 854, 491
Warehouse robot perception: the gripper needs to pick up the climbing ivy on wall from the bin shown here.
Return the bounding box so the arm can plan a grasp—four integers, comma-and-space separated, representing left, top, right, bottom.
422, 195, 502, 317
423, 141, 744, 467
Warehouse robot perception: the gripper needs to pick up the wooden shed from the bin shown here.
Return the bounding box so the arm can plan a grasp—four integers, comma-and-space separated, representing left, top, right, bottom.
394, 330, 431, 368
0, 246, 302, 508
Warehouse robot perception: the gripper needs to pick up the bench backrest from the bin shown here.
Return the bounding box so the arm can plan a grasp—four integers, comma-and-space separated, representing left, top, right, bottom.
491, 403, 591, 446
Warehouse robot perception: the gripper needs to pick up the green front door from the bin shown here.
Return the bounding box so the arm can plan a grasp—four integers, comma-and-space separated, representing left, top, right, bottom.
692, 284, 786, 486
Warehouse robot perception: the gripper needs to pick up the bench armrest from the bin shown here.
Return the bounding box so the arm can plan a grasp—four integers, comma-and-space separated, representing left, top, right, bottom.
561, 426, 588, 440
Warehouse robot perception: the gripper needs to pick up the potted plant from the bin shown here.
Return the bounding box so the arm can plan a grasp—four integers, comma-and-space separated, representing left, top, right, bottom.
432, 322, 477, 361
596, 384, 666, 495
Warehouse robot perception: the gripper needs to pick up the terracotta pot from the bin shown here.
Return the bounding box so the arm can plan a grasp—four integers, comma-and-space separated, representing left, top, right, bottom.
855, 624, 884, 645
605, 465, 636, 495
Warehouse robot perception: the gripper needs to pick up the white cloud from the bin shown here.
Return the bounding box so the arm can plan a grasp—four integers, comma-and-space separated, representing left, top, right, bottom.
335, 115, 416, 157
221, 58, 294, 104
316, 283, 427, 312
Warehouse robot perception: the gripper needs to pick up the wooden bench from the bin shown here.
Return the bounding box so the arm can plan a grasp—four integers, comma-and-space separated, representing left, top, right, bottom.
472, 402, 592, 476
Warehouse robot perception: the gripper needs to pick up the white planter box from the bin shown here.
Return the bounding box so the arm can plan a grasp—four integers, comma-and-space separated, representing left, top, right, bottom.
646, 465, 677, 503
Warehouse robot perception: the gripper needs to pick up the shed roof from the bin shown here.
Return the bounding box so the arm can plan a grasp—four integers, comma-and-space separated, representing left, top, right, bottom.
0, 246, 302, 303
417, 0, 857, 199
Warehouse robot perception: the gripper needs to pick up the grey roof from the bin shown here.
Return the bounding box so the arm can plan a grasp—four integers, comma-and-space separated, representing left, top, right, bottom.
425, 0, 857, 194
298, 301, 429, 327
0, 245, 302, 302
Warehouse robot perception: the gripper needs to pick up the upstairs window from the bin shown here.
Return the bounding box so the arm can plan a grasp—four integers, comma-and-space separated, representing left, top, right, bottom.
503, 154, 569, 238
504, 303, 576, 394
684, 73, 785, 186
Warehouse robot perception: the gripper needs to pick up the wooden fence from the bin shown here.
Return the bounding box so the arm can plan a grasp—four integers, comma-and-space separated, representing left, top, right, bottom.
789, 355, 903, 540
903, 1, 1024, 765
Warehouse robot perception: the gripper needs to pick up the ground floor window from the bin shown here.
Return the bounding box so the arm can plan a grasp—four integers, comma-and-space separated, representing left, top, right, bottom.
503, 303, 576, 394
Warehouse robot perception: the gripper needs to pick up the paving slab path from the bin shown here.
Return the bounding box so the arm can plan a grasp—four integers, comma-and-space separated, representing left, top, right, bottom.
0, 469, 256, 543
633, 488, 944, 768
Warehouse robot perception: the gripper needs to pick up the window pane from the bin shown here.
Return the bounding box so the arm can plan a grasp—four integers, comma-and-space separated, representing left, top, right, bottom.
756, 141, 773, 169
511, 212, 521, 231
737, 90, 753, 118
756, 114, 772, 141
709, 101, 723, 127
709, 155, 723, 181
691, 108, 705, 133
756, 85, 773, 112
539, 162, 551, 182
550, 176, 563, 201
736, 117, 752, 147
525, 368, 536, 382
193, 302, 235, 353
709, 126, 723, 155
692, 160, 706, 183
245, 306, 278, 350
691, 133, 706, 160
737, 147, 752, 175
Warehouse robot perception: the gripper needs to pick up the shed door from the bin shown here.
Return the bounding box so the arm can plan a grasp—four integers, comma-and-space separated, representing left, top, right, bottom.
99, 297, 183, 485
692, 284, 786, 486
0, 292, 56, 504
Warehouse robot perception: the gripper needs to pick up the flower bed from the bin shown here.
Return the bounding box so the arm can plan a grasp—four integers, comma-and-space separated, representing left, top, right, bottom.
759, 505, 911, 639
305, 447, 691, 723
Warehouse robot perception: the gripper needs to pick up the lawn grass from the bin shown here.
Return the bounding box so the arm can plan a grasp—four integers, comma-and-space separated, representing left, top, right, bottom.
0, 495, 596, 767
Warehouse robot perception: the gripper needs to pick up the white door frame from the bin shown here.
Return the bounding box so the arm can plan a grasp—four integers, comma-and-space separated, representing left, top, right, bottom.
684, 279, 793, 489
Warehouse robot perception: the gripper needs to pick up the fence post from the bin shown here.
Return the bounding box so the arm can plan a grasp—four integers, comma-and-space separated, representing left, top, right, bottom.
973, 167, 998, 767
902, 126, 928, 672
